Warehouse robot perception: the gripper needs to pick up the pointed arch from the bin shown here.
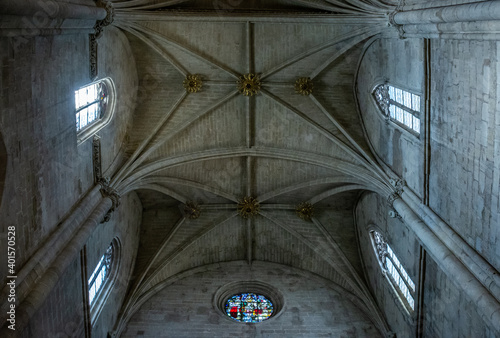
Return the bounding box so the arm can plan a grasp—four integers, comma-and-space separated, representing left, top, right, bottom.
76, 77, 117, 144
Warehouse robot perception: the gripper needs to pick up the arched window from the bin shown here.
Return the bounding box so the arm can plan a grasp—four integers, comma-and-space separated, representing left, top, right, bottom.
373, 84, 421, 135
75, 78, 116, 144
87, 238, 120, 324
370, 230, 415, 312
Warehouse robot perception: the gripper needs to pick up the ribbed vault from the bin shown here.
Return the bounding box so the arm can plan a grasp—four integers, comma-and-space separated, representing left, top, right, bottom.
106, 0, 398, 336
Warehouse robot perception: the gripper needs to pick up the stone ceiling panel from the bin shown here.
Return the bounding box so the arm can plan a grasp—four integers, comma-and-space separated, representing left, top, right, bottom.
142, 21, 247, 78
150, 93, 247, 159
253, 23, 365, 74
151, 157, 246, 199
141, 212, 245, 290
257, 86, 352, 148
253, 157, 354, 199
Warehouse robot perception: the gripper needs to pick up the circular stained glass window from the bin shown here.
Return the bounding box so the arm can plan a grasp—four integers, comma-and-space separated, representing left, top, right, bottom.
225, 293, 274, 323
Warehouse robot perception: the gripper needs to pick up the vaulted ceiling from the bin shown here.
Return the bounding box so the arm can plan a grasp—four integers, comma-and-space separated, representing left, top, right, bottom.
106, 0, 397, 334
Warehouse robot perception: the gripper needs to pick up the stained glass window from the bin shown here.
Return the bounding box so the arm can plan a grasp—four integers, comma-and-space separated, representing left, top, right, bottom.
225, 293, 273, 323
373, 84, 421, 134
75, 81, 108, 132
88, 243, 113, 306
370, 230, 415, 311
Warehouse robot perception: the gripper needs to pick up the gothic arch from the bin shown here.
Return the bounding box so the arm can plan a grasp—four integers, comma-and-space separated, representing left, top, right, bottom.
76, 77, 117, 145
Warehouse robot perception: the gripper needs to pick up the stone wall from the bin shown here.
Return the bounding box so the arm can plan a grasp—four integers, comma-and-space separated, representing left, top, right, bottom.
355, 192, 417, 338
422, 256, 497, 338
122, 261, 382, 338
19, 191, 142, 338
355, 34, 500, 336
356, 37, 425, 197
428, 38, 500, 272
0, 25, 137, 284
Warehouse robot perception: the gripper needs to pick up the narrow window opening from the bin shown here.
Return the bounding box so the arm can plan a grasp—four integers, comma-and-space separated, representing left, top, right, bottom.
86, 238, 120, 325
373, 84, 421, 134
75, 78, 116, 145
370, 230, 415, 311
88, 244, 113, 306
75, 82, 108, 132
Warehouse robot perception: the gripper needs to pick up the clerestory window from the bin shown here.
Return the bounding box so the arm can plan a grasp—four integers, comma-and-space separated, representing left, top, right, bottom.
75, 78, 116, 144
87, 238, 120, 325
88, 243, 113, 307
373, 84, 421, 134
370, 230, 415, 312
75, 81, 108, 132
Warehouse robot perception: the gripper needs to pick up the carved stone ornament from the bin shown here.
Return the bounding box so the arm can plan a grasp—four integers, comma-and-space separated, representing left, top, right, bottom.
387, 192, 401, 207
92, 135, 102, 183
89, 34, 98, 81
390, 178, 406, 195
295, 202, 314, 221
237, 73, 261, 96
89, 1, 114, 80
373, 84, 390, 115
388, 209, 402, 220
184, 201, 201, 219
183, 74, 203, 93
99, 178, 121, 223
294, 77, 313, 96
372, 231, 388, 265
93, 0, 115, 39
237, 196, 260, 218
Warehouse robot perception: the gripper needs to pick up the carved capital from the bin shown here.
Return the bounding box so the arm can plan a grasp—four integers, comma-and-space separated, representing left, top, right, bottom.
93, 0, 114, 39
99, 178, 121, 223
387, 192, 401, 207
390, 178, 406, 195
388, 10, 406, 39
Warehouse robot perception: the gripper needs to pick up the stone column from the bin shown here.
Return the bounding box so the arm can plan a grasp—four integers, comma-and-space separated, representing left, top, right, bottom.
0, 184, 120, 334
390, 0, 500, 40
390, 194, 500, 334
0, 0, 107, 20
393, 1, 500, 25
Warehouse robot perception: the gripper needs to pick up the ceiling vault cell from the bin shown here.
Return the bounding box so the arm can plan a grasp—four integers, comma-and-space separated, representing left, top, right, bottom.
137, 211, 239, 293
125, 176, 239, 202
102, 8, 400, 336
119, 21, 241, 78
117, 147, 390, 195
120, 24, 189, 75
113, 0, 191, 11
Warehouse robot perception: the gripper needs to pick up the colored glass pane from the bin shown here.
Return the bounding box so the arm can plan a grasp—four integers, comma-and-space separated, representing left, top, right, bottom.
225, 293, 273, 323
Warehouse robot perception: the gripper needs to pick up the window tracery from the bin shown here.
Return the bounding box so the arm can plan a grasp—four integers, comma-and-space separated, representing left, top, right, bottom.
87, 238, 120, 325
370, 230, 415, 311
225, 293, 274, 323
373, 84, 421, 134
88, 243, 113, 306
75, 78, 116, 144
